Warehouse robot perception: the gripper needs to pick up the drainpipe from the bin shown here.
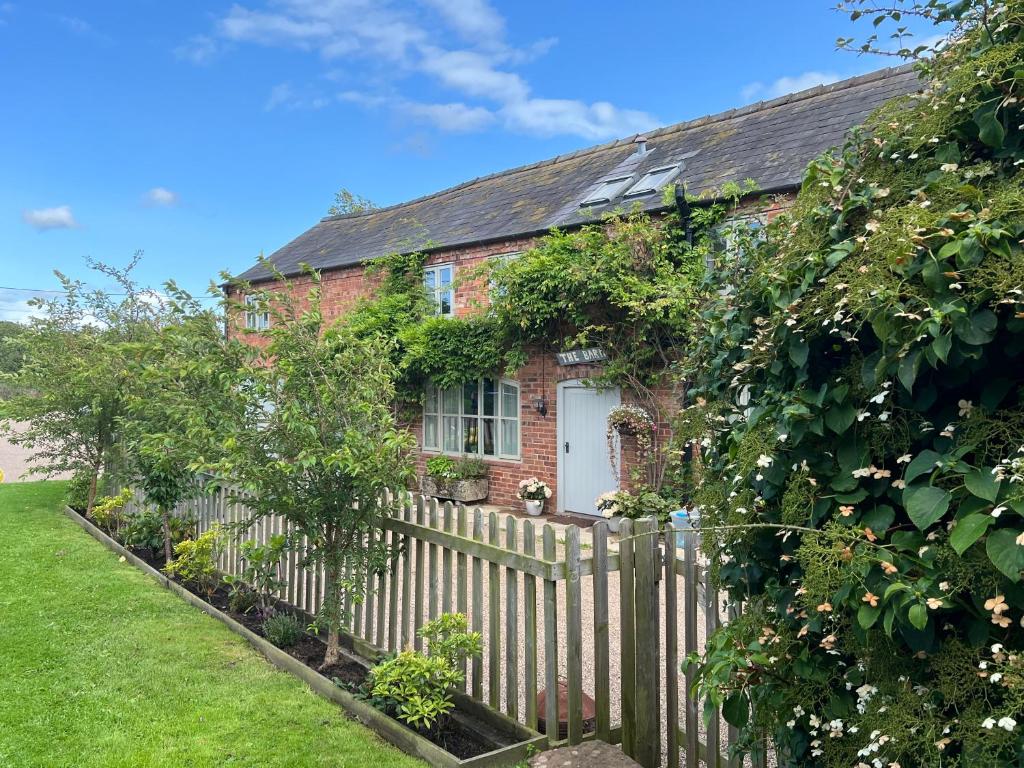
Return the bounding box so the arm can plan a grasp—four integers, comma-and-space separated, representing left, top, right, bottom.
673, 182, 693, 246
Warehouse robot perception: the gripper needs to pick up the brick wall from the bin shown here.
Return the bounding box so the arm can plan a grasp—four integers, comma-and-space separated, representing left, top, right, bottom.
227, 193, 796, 515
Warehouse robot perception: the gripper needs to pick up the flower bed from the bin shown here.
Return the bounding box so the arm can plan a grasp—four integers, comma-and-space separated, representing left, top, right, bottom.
63, 504, 545, 767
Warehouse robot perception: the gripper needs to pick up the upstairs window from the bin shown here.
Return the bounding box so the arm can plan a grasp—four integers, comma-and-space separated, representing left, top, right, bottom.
244, 295, 270, 330
580, 175, 634, 207
623, 165, 680, 197
424, 263, 454, 316
488, 251, 522, 295
423, 378, 520, 460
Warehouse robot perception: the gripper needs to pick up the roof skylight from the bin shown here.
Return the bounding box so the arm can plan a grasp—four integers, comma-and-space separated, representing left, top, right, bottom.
579, 175, 634, 206
623, 165, 680, 197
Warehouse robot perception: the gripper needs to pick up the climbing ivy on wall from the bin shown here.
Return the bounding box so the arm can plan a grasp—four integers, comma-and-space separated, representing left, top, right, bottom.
684, 2, 1024, 765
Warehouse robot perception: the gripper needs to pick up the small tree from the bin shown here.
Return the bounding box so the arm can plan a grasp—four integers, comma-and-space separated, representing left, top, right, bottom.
215, 269, 414, 667
0, 255, 163, 515
121, 284, 250, 562
327, 188, 377, 216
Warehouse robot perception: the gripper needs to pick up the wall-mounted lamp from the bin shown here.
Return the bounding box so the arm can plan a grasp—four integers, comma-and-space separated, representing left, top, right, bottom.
531, 396, 548, 417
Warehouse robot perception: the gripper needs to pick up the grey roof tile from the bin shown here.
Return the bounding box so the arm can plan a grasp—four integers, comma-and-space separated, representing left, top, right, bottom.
238, 65, 920, 282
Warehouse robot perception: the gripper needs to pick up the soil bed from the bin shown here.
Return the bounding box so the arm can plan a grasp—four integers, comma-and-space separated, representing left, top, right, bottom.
72, 507, 518, 762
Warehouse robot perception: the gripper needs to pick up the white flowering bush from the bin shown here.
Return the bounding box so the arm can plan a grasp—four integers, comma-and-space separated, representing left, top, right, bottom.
685, 2, 1024, 765
517, 477, 551, 501
596, 491, 623, 518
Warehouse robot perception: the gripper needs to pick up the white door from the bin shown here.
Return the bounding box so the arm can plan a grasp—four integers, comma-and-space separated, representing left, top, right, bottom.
557, 382, 620, 515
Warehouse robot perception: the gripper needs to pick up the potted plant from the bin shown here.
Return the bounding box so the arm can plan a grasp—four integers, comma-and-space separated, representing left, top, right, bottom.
595, 490, 625, 532
596, 489, 675, 532
422, 456, 489, 503
517, 477, 551, 516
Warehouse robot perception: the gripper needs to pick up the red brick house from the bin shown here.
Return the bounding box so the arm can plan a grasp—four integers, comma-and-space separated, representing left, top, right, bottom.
229, 66, 919, 517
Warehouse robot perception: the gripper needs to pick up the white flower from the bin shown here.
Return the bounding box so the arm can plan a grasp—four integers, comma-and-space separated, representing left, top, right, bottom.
990, 673, 1003, 683
897, 454, 913, 464
756, 454, 774, 468
992, 506, 1006, 518
982, 717, 996, 729
998, 716, 1017, 731
958, 399, 973, 417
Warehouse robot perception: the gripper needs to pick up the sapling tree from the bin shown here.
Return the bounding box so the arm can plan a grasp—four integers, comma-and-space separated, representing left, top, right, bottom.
214, 269, 414, 668
121, 284, 250, 562
0, 255, 164, 515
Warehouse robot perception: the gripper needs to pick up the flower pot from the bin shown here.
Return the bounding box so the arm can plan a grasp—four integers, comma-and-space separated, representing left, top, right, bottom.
524, 499, 544, 516
421, 476, 489, 504
604, 514, 623, 533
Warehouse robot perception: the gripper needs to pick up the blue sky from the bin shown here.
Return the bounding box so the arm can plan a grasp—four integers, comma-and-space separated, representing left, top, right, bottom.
0, 1, 939, 320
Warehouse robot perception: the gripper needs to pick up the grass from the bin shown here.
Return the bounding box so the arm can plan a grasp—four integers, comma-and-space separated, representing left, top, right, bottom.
0, 481, 424, 768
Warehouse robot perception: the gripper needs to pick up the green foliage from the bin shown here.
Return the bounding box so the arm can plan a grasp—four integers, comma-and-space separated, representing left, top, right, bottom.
261, 612, 304, 649
164, 527, 223, 599
0, 319, 26, 376
399, 315, 506, 391
327, 188, 377, 217
424, 455, 488, 480
90, 488, 133, 535
122, 508, 194, 558
596, 488, 675, 522
216, 266, 415, 668
0, 254, 165, 516
229, 534, 289, 617
366, 612, 481, 733
686, 3, 1024, 765
226, 582, 260, 615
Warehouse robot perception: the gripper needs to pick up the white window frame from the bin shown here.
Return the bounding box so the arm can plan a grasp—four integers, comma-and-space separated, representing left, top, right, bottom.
244, 295, 270, 330
488, 251, 522, 294
580, 175, 634, 206
623, 165, 680, 197
424, 263, 455, 317
422, 378, 520, 460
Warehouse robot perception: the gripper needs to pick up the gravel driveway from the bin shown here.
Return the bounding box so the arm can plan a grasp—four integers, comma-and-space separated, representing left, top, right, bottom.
0, 420, 72, 483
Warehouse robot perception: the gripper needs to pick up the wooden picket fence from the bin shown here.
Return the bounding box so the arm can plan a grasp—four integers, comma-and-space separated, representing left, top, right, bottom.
122, 483, 771, 768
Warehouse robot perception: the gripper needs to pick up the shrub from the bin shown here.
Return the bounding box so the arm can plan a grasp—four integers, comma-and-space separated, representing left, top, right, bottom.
686, 3, 1024, 765
595, 489, 675, 522
90, 488, 132, 535
262, 613, 304, 648
163, 527, 222, 599
225, 581, 260, 615
122, 508, 194, 557
425, 456, 488, 480
233, 534, 289, 617
366, 613, 481, 732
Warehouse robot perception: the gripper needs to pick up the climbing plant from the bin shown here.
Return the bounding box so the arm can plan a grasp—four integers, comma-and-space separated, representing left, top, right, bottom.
685, 2, 1024, 765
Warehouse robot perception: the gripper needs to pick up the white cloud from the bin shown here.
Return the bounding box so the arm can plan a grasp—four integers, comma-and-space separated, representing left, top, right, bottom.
502, 98, 659, 141
175, 34, 220, 64
741, 71, 841, 103
188, 1, 658, 141
0, 291, 42, 323
145, 187, 179, 207
398, 100, 495, 132
421, 0, 504, 43
22, 205, 78, 231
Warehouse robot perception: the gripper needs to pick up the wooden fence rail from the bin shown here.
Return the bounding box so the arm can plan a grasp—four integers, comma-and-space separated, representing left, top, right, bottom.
120, 483, 772, 768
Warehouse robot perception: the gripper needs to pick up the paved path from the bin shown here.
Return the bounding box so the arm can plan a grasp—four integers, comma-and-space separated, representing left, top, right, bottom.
0, 420, 71, 483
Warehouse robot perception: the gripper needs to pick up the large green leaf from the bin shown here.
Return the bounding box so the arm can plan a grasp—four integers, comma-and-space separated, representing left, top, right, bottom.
904, 485, 951, 530
950, 512, 994, 555
858, 603, 881, 629
965, 468, 1000, 503
904, 450, 942, 484
825, 403, 857, 435
975, 100, 1006, 148
722, 692, 749, 728
986, 528, 1024, 582
908, 603, 928, 630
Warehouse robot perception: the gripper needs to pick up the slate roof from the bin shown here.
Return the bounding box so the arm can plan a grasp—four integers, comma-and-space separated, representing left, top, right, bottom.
238, 65, 920, 283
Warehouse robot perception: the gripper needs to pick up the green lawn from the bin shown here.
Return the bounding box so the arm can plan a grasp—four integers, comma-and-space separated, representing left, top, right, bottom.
0, 481, 424, 768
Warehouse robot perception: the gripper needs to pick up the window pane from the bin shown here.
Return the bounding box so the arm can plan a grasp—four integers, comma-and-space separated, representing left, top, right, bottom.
482, 378, 496, 416
439, 266, 452, 287
463, 381, 479, 415
424, 385, 438, 414
442, 387, 460, 415
462, 417, 479, 454
500, 418, 518, 457
423, 415, 438, 449
501, 382, 518, 418
440, 290, 453, 315
424, 270, 436, 290
481, 418, 495, 456
443, 417, 460, 452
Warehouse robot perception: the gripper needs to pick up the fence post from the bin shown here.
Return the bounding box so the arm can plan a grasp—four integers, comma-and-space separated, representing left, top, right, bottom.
665, 522, 680, 768
542, 524, 559, 746
592, 521, 611, 742
619, 518, 636, 759
633, 517, 660, 768
683, 529, 699, 768
565, 525, 583, 745
523, 519, 539, 731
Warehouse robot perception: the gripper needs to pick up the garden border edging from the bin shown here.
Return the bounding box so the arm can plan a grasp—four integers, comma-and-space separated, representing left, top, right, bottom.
62, 506, 545, 768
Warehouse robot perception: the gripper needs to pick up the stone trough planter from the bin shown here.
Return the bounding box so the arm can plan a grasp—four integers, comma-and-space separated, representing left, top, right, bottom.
63, 506, 546, 767
422, 475, 489, 504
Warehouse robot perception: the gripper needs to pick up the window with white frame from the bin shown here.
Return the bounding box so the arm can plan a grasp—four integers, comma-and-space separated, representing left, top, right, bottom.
712, 215, 765, 266
623, 165, 680, 197
424, 263, 454, 316
422, 378, 520, 459
488, 251, 522, 295
244, 295, 270, 330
